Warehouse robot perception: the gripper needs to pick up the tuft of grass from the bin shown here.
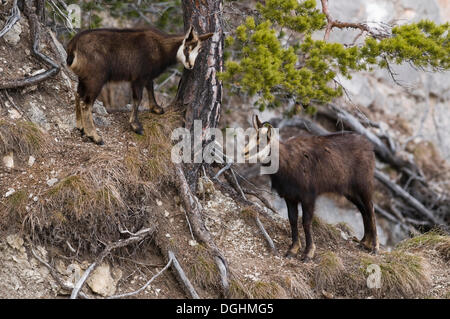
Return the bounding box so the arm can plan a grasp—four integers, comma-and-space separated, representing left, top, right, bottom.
188, 244, 221, 290
240, 206, 257, 223
131, 110, 182, 183
248, 280, 284, 299
398, 230, 450, 261
27, 154, 154, 254
0, 119, 46, 159
1, 190, 28, 231
361, 250, 430, 298
314, 251, 345, 291
311, 216, 341, 245
280, 274, 315, 299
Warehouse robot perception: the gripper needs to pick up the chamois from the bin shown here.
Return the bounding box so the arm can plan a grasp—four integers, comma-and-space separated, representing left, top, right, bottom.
66, 26, 213, 144
244, 115, 379, 261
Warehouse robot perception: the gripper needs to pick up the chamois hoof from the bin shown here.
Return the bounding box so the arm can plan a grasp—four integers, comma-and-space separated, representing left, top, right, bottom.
301, 255, 313, 263
76, 127, 85, 136
87, 135, 104, 145
131, 123, 144, 135
150, 105, 165, 115
285, 251, 298, 259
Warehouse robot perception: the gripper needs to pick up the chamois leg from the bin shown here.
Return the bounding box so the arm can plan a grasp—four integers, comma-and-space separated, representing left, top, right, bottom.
130, 82, 144, 135
347, 194, 379, 254
285, 199, 301, 258
360, 193, 379, 254
145, 81, 164, 114
79, 79, 104, 145
301, 200, 316, 262
75, 94, 83, 135
75, 82, 85, 135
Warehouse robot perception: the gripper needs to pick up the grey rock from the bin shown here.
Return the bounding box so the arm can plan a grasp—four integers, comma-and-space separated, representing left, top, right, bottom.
27, 101, 48, 128
400, 0, 441, 22
4, 20, 22, 46
2, 152, 14, 169
46, 178, 58, 187
86, 263, 121, 297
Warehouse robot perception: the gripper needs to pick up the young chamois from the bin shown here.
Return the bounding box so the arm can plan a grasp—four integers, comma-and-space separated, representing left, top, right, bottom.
66, 26, 213, 144
244, 115, 379, 261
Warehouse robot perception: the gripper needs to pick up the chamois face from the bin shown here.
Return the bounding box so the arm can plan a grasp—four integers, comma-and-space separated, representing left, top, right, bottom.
244, 115, 275, 162
177, 27, 213, 69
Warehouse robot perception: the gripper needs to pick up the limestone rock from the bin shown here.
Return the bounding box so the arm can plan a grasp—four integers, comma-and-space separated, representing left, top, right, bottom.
4, 20, 22, 46
86, 263, 121, 297
2, 152, 14, 169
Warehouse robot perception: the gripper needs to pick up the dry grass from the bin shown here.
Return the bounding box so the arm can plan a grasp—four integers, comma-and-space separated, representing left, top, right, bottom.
130, 110, 182, 183
361, 250, 430, 298
0, 189, 28, 232
314, 250, 345, 291
26, 154, 155, 254
398, 230, 450, 261
278, 273, 315, 299
311, 216, 341, 245
0, 119, 46, 159
228, 274, 288, 299
187, 244, 221, 290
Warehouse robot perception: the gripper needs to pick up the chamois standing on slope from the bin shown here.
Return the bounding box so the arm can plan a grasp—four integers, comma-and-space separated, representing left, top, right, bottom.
66, 26, 213, 145
244, 115, 379, 261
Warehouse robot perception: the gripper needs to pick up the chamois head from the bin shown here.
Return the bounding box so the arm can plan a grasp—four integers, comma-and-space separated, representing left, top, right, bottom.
244, 115, 277, 162
176, 26, 214, 70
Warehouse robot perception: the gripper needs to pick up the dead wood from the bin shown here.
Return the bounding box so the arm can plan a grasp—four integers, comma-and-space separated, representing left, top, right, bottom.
0, 0, 60, 90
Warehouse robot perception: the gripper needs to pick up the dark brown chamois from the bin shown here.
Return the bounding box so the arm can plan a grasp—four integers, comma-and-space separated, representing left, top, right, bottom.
244, 115, 379, 261
66, 26, 213, 144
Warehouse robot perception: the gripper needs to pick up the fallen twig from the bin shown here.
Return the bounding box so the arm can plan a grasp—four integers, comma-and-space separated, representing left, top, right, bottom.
30, 246, 90, 299
108, 256, 173, 299
0, 1, 60, 90
70, 226, 155, 299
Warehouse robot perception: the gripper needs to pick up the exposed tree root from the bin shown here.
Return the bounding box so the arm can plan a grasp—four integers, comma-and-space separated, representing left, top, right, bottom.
0, 0, 20, 39
174, 163, 230, 296
0, 0, 60, 90
108, 255, 173, 299
168, 250, 200, 299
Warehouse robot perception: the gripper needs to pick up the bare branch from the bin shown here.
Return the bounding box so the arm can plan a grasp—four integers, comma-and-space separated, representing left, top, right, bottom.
320, 0, 390, 41
108, 256, 173, 299
0, 0, 20, 39
0, 1, 60, 90
70, 226, 155, 299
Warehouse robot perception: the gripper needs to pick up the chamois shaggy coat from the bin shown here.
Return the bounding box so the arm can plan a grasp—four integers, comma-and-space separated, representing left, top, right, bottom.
246, 115, 379, 260
272, 131, 379, 260
66, 26, 212, 144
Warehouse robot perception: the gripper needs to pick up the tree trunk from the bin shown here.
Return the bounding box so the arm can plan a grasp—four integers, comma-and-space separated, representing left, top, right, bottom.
176, 0, 224, 189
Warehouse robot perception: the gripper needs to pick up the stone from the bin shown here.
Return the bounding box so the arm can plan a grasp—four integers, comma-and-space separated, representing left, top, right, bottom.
93, 100, 108, 115
5, 188, 15, 197
46, 178, 58, 187
3, 152, 14, 169
86, 263, 119, 297
28, 156, 35, 167
4, 21, 22, 46
6, 234, 24, 251
27, 101, 48, 129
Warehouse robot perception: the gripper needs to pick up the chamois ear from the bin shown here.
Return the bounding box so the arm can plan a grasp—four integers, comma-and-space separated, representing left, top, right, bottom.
252, 114, 263, 129
262, 122, 273, 140
199, 32, 214, 41
184, 25, 195, 42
